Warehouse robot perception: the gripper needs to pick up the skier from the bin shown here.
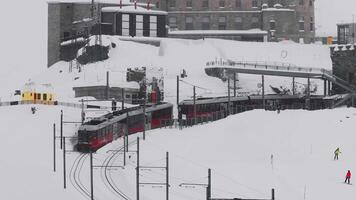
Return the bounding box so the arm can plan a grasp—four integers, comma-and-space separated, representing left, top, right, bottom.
345, 170, 351, 184
276, 104, 281, 114
334, 147, 341, 160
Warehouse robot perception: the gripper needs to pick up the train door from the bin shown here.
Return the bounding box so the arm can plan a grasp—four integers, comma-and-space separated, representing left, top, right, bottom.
146, 112, 152, 130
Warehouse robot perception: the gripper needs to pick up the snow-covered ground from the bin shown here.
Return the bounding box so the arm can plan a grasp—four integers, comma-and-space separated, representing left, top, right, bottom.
1, 104, 356, 200
9, 36, 331, 108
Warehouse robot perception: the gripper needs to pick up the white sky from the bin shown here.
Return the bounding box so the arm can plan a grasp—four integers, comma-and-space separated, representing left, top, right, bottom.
0, 0, 355, 79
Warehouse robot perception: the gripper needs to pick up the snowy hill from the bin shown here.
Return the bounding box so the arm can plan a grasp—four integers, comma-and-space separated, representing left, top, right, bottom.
12, 36, 332, 107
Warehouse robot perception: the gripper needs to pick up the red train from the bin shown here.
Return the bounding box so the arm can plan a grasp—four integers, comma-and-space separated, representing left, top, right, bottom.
77, 103, 173, 152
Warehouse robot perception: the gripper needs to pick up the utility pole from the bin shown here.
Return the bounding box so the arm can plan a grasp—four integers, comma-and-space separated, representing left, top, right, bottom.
136, 137, 140, 200
207, 168, 211, 200
143, 68, 147, 140
193, 86, 196, 125
106, 71, 110, 100
177, 75, 179, 115
81, 99, 85, 125
233, 73, 237, 97
307, 78, 311, 110
272, 188, 275, 200
63, 137, 66, 189
292, 77, 295, 95
90, 152, 94, 200
122, 88, 125, 110
353, 14, 355, 44
126, 112, 129, 152
60, 110, 63, 149
228, 77, 231, 115
53, 123, 56, 172
166, 152, 169, 200
262, 75, 265, 109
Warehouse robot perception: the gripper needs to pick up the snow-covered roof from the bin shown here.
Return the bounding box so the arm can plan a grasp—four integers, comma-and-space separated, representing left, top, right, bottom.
102, 6, 167, 15
169, 29, 268, 36
261, 7, 294, 12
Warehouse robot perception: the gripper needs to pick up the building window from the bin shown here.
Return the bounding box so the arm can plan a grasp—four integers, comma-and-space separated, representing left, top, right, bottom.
63, 32, 70, 39
270, 20, 276, 30
169, 0, 176, 8
218, 16, 227, 30
202, 16, 210, 30
219, 0, 225, 8
169, 17, 177, 29
310, 23, 314, 31
251, 17, 259, 28
252, 0, 258, 8
299, 21, 305, 31
186, 0, 192, 8
236, 0, 241, 8
309, 0, 313, 6
202, 0, 209, 8
185, 16, 194, 30
235, 17, 242, 29
156, 1, 160, 8
299, 0, 304, 5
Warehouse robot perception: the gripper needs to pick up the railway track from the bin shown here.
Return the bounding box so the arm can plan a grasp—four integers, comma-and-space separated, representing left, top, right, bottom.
70, 153, 91, 199
100, 139, 137, 200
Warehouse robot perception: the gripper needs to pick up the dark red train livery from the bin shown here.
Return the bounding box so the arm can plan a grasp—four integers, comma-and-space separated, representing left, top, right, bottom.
77, 103, 173, 152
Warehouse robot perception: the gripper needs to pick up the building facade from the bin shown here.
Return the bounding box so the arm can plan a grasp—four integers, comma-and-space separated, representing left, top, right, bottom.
139, 0, 315, 43
337, 23, 356, 44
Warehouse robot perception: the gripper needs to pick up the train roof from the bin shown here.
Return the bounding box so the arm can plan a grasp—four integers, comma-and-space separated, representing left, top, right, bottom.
79, 103, 173, 132
178, 94, 308, 105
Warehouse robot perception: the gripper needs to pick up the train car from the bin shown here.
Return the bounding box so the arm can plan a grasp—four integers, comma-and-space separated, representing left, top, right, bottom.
178, 94, 309, 121
21, 83, 55, 104
77, 103, 173, 152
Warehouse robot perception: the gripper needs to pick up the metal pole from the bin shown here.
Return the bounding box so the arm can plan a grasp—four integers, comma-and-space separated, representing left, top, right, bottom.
81, 99, 85, 125
124, 120, 127, 166
228, 78, 231, 115
292, 77, 295, 95
136, 137, 140, 200
166, 152, 169, 200
233, 73, 237, 97
122, 88, 125, 110
53, 123, 56, 172
272, 188, 275, 200
328, 81, 331, 95
207, 168, 211, 200
63, 137, 66, 189
177, 76, 179, 115
193, 86, 196, 125
262, 75, 265, 109
143, 82, 146, 140
126, 112, 129, 152
324, 79, 327, 96
307, 78, 311, 109
60, 110, 63, 149
90, 152, 94, 200
106, 71, 110, 100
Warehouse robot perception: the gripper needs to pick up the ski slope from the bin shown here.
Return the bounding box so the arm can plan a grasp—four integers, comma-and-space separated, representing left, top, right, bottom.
1, 104, 356, 200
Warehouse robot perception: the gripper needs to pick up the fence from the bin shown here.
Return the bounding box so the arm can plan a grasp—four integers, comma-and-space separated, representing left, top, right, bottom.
0, 100, 111, 110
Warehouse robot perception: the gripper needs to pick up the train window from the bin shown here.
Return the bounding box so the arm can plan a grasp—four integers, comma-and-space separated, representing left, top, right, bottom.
36, 94, 41, 100
43, 94, 47, 101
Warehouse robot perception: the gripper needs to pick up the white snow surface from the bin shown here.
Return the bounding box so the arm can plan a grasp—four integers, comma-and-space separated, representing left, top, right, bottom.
16, 36, 332, 106
1, 105, 356, 200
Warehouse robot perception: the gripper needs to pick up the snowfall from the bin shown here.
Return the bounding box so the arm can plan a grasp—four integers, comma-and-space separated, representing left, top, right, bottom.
1, 2, 356, 199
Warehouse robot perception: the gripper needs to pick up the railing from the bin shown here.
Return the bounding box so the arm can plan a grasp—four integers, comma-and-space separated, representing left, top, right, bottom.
0, 100, 111, 110
206, 59, 330, 75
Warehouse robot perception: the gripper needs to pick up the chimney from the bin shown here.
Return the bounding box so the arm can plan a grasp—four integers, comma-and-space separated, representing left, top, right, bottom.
134, 0, 137, 9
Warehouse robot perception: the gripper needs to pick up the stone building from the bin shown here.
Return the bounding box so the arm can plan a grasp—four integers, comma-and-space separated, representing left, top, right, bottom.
47, 0, 163, 67
138, 0, 315, 43
337, 23, 356, 44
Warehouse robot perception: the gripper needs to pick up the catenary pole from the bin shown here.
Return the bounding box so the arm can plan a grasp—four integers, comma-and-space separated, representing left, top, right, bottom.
90, 152, 94, 200
60, 110, 63, 149
166, 152, 169, 200
193, 86, 196, 124
53, 123, 56, 172
228, 77, 231, 115
136, 137, 140, 200
63, 137, 66, 189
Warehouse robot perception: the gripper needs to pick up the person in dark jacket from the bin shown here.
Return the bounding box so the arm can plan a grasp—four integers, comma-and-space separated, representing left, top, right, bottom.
345, 170, 351, 184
